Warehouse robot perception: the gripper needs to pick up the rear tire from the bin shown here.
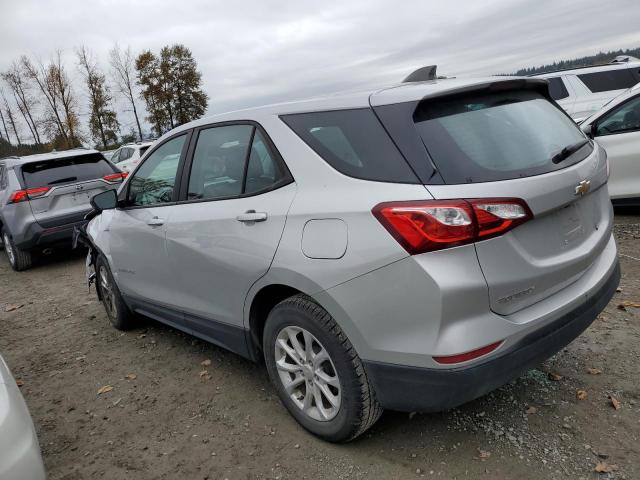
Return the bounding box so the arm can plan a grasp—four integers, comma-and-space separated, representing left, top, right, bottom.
263, 294, 383, 442
2, 229, 32, 271
95, 255, 136, 330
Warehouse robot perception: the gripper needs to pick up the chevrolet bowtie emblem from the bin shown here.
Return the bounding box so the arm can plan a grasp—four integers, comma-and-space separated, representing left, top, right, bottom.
574, 180, 591, 196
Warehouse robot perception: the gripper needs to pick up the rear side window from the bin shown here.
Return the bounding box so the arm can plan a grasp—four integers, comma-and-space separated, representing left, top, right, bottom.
577, 69, 637, 93
413, 90, 590, 184
21, 153, 115, 189
281, 109, 418, 183
546, 77, 569, 100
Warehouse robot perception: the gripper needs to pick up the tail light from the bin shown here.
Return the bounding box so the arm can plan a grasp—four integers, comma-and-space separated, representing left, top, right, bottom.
372, 198, 532, 254
9, 186, 50, 203
103, 172, 128, 183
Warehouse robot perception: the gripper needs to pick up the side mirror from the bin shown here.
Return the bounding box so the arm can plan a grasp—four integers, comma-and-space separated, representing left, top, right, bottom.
90, 189, 118, 213
581, 122, 596, 139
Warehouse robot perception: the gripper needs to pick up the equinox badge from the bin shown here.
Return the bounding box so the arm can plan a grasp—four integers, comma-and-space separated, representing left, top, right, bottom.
574, 180, 591, 196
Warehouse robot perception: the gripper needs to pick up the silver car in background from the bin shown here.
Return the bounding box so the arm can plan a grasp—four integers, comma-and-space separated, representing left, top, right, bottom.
0, 355, 46, 480
83, 73, 619, 441
0, 149, 126, 270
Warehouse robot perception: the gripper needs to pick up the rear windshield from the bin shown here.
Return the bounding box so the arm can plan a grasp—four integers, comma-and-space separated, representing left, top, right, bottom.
413, 90, 591, 184
281, 109, 418, 183
139, 146, 150, 157
21, 153, 115, 188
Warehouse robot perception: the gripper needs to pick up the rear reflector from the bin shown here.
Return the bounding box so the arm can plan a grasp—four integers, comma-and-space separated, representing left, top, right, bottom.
9, 186, 50, 203
372, 198, 532, 254
433, 341, 503, 365
103, 172, 128, 183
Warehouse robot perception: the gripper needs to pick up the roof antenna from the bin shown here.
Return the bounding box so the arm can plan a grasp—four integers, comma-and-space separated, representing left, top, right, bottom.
402, 65, 437, 83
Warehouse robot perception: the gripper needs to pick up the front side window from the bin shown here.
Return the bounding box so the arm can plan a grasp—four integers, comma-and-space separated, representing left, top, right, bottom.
596, 95, 640, 136
413, 89, 590, 183
127, 134, 186, 207
577, 69, 637, 93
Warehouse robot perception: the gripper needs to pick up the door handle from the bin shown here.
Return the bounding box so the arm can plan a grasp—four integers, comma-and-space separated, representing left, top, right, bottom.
147, 216, 165, 226
236, 210, 267, 223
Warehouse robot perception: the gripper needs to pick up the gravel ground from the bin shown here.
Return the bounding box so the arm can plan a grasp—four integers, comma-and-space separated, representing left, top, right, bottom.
0, 209, 639, 480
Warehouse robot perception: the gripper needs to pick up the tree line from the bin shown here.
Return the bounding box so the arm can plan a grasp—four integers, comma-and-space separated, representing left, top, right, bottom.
510, 47, 640, 76
0, 43, 208, 157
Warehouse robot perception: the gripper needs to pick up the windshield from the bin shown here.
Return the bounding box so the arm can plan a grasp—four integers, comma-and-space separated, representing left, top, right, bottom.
413, 90, 591, 183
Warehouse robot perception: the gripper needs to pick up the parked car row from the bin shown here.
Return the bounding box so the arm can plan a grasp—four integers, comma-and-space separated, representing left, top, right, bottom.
533, 56, 640, 122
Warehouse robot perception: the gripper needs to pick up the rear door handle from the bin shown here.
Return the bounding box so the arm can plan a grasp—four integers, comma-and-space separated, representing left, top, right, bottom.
147, 216, 165, 226
236, 210, 267, 223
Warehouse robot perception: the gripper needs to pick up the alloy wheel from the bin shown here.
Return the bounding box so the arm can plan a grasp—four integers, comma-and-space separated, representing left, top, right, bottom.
274, 325, 342, 421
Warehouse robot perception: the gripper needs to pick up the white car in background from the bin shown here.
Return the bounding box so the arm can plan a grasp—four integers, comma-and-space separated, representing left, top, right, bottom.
0, 354, 46, 480
533, 57, 640, 122
581, 83, 640, 206
110, 142, 154, 173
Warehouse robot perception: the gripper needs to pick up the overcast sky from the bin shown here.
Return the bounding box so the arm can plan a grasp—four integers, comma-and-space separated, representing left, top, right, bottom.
1, 0, 639, 137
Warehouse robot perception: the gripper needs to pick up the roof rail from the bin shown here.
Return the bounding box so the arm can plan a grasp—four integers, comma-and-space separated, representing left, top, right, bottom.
403, 65, 437, 83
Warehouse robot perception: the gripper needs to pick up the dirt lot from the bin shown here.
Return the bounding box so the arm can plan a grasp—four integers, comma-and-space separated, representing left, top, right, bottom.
1, 210, 639, 480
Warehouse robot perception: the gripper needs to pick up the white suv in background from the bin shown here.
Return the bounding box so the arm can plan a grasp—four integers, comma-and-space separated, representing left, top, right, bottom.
110, 142, 154, 173
534, 58, 640, 122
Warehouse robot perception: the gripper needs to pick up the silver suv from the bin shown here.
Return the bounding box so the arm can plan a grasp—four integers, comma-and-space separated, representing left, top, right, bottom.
82, 74, 620, 442
0, 149, 126, 270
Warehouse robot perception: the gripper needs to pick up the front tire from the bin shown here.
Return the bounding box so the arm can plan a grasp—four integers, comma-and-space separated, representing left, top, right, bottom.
263, 294, 382, 442
95, 255, 136, 330
2, 229, 32, 271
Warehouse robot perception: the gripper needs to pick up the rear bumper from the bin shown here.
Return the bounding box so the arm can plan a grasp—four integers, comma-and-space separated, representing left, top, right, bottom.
15, 214, 90, 250
363, 260, 620, 412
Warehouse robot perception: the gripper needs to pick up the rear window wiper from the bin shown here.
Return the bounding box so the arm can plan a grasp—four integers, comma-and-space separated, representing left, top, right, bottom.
551, 139, 590, 164
48, 176, 78, 185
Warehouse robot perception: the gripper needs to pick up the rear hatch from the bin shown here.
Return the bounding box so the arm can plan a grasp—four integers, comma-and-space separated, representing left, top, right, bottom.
20, 152, 122, 228
373, 82, 612, 315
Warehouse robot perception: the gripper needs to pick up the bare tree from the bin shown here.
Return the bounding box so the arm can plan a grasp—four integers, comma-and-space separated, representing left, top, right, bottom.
1, 61, 42, 144
0, 108, 9, 142
1, 89, 21, 145
21, 55, 69, 143
110, 44, 143, 141
77, 46, 119, 149
49, 51, 80, 146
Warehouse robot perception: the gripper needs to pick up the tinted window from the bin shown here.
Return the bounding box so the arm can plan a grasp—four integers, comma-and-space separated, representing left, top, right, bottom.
281, 109, 418, 183
187, 125, 253, 200
111, 149, 121, 162
547, 77, 569, 100
139, 145, 150, 157
21, 153, 115, 189
128, 135, 186, 206
244, 129, 287, 194
413, 90, 590, 183
596, 95, 640, 136
578, 69, 637, 93
0, 165, 6, 189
